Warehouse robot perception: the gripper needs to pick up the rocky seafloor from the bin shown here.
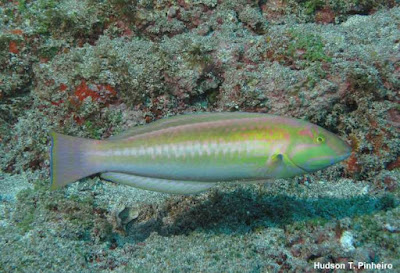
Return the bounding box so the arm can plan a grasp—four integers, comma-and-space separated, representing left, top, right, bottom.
0, 1, 399, 272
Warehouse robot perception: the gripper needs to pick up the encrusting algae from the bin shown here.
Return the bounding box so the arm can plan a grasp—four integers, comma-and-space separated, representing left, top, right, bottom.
50, 112, 351, 194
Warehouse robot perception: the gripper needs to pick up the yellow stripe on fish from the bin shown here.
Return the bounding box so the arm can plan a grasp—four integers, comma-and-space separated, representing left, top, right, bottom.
50, 112, 351, 194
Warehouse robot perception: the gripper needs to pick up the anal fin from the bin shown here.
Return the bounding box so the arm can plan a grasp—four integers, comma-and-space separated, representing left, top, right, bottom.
100, 172, 216, 194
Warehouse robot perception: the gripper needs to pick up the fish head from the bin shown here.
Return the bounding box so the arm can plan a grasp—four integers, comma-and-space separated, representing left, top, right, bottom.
288, 124, 351, 173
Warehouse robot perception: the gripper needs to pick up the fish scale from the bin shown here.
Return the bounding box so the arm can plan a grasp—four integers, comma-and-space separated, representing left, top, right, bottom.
87, 120, 274, 182
50, 112, 351, 193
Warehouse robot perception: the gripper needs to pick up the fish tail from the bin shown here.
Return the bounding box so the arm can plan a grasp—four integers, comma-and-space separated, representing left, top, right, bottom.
50, 131, 101, 190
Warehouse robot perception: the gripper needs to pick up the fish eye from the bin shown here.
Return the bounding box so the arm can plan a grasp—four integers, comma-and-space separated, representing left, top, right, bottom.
316, 135, 325, 144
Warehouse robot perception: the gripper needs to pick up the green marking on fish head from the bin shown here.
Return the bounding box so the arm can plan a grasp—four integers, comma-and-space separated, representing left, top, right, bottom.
288, 123, 351, 173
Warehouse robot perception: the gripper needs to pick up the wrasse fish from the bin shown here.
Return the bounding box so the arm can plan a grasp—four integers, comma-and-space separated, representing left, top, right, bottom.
50, 112, 351, 194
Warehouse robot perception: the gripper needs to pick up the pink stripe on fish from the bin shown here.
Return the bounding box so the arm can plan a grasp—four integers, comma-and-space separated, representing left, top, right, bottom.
298, 126, 314, 139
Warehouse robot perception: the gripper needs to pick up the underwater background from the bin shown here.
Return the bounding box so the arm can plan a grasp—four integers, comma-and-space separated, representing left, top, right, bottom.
0, 0, 399, 272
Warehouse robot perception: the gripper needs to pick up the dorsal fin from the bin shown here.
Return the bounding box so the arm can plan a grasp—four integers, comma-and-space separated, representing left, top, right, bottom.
108, 112, 268, 141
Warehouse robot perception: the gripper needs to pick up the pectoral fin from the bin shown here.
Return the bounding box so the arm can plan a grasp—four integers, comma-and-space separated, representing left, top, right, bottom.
267, 153, 305, 178
271, 153, 284, 165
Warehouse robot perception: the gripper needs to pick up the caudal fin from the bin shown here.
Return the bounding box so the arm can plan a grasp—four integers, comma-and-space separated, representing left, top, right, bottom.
50, 132, 101, 190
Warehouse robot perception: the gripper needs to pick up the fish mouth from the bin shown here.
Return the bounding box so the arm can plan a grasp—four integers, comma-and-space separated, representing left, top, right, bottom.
336, 151, 352, 162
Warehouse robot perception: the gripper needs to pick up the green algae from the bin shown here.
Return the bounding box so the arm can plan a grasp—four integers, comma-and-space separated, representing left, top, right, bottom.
287, 30, 332, 63
302, 0, 325, 15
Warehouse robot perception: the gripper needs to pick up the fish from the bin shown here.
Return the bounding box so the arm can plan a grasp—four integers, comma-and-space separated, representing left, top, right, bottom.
50, 112, 351, 194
